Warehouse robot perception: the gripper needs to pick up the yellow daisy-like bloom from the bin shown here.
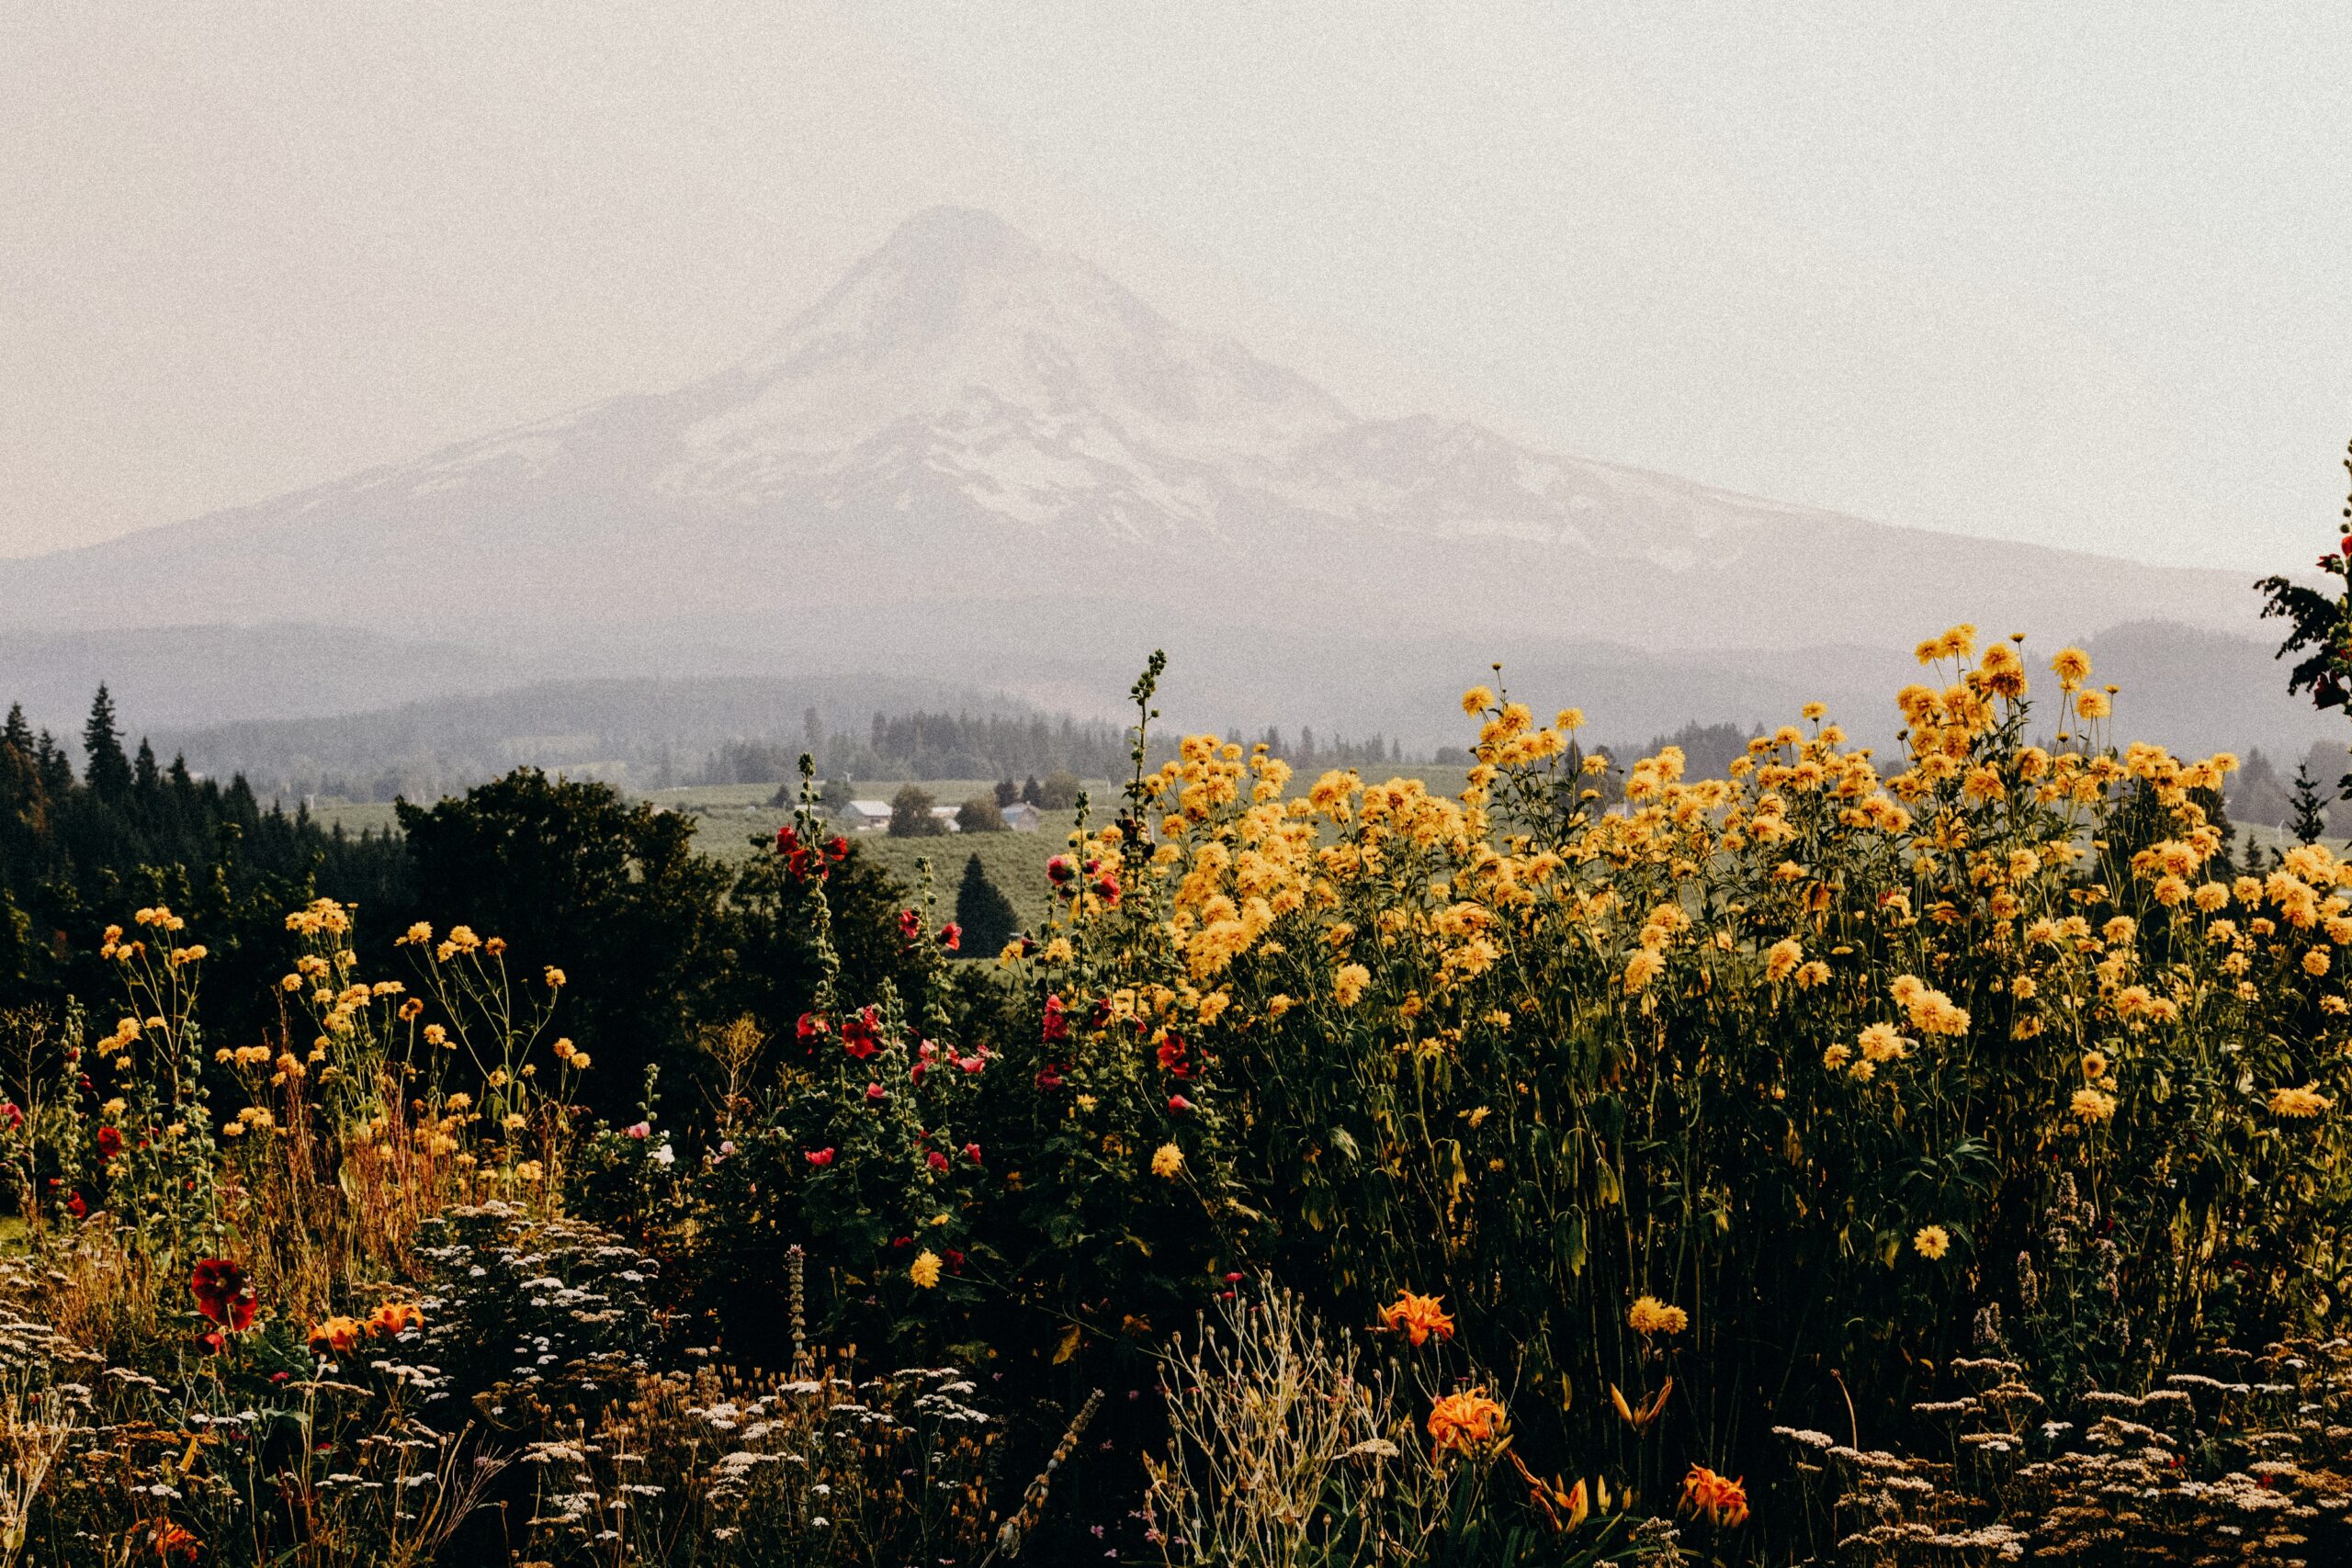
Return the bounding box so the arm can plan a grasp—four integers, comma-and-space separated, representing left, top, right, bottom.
1623, 949, 1665, 994
1858, 1023, 1908, 1063
1764, 938, 1802, 983
1461, 685, 1496, 716
2071, 1088, 2117, 1123
910, 1249, 944, 1289
2268, 1085, 2334, 1119
1628, 1295, 1688, 1337
1332, 963, 1371, 1007
2080, 1050, 2109, 1082
1912, 1225, 1951, 1260
2050, 647, 2092, 686
2075, 690, 2112, 721
2304, 948, 2331, 977
1150, 1142, 1184, 1178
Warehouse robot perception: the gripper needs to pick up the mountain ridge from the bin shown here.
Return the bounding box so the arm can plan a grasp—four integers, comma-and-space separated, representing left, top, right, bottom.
2, 204, 2252, 654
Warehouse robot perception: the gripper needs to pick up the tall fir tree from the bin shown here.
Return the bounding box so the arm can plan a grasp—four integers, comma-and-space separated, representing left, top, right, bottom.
2290, 761, 2331, 845
81, 685, 132, 799
953, 852, 1019, 960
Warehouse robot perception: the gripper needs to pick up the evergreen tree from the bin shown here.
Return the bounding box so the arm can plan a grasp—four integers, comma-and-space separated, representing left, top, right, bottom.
2290, 761, 2331, 844
82, 686, 131, 799
954, 852, 1018, 959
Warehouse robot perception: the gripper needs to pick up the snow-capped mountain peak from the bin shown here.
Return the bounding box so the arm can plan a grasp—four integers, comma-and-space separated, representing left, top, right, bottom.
0, 206, 2247, 651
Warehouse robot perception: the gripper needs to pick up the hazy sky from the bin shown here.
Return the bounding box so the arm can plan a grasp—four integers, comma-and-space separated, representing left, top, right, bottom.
5, 3, 2347, 570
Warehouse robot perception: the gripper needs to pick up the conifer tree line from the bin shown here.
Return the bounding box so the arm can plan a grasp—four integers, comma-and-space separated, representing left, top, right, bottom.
0, 688, 412, 1025
695, 707, 1416, 785
0, 688, 1009, 1127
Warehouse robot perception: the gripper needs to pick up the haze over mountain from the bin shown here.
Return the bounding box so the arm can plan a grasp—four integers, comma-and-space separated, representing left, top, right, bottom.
3, 206, 2327, 764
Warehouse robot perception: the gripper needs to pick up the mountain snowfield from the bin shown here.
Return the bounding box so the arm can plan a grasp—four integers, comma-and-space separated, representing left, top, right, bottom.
2, 205, 2318, 757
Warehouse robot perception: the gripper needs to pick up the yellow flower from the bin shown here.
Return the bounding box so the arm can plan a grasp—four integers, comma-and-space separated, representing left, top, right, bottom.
1460, 685, 1496, 716
1858, 1023, 1908, 1063
1763, 939, 1802, 984
1623, 950, 1665, 994
2080, 1050, 2109, 1082
2071, 1088, 2116, 1123
1912, 1225, 1951, 1260
2268, 1085, 2333, 1118
2304, 948, 2331, 977
1332, 963, 1371, 1007
1150, 1142, 1184, 1178
1628, 1295, 1688, 1336
2075, 690, 2111, 721
544, 966, 567, 988
2050, 647, 2092, 685
910, 1248, 944, 1289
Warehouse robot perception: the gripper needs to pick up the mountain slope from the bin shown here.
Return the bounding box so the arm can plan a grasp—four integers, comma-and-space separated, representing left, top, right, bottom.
3, 206, 2252, 656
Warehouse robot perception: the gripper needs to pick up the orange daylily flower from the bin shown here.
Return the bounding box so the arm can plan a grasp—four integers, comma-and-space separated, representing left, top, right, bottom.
1377, 1290, 1456, 1347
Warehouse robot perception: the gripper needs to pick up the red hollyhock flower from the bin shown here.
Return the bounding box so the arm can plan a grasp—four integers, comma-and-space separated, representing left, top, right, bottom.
796, 1011, 830, 1043
1035, 1063, 1065, 1090
926, 1150, 949, 1172
899, 908, 922, 942
1041, 995, 1070, 1043
1156, 1033, 1189, 1076
1169, 1094, 1194, 1114
962, 1142, 982, 1164
63, 1192, 86, 1220
189, 1258, 257, 1333
1046, 854, 1076, 886
805, 1147, 835, 1167
0, 1102, 21, 1132
842, 1006, 881, 1060
95, 1126, 122, 1160
937, 922, 961, 952
827, 836, 848, 861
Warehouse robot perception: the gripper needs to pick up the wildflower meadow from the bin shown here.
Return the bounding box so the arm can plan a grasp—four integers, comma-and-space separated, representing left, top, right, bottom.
3, 613, 2351, 1566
